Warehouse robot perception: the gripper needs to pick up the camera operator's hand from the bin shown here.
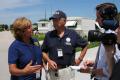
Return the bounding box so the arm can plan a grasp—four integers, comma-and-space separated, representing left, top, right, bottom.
79, 60, 94, 73
79, 65, 104, 77
79, 66, 91, 73
83, 60, 94, 67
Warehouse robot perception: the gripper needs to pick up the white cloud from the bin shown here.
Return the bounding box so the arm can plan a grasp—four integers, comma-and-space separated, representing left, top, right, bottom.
0, 0, 42, 10
0, 0, 51, 24
0, 9, 44, 24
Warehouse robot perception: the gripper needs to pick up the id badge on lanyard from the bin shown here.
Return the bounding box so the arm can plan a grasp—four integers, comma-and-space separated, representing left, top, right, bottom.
57, 49, 63, 57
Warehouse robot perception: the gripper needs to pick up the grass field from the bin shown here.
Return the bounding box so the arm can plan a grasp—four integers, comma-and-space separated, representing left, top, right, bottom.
33, 33, 99, 52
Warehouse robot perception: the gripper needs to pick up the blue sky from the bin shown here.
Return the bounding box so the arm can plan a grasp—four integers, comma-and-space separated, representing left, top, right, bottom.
0, 0, 120, 25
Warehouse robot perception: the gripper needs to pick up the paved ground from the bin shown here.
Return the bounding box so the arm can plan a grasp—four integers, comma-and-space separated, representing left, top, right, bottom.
0, 31, 14, 80
0, 31, 98, 80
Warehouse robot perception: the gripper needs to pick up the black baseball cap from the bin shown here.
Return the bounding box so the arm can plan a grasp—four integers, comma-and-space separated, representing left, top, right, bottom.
49, 10, 66, 20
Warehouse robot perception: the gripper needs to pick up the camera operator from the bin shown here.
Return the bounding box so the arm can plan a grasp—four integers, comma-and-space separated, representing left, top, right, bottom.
109, 23, 120, 80
80, 3, 119, 80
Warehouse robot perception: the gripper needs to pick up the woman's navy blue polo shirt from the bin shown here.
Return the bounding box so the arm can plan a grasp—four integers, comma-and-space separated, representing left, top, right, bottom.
42, 28, 88, 65
8, 38, 42, 80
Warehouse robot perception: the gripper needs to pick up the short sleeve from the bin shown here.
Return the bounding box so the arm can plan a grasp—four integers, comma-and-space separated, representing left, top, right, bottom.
75, 32, 88, 48
8, 45, 18, 64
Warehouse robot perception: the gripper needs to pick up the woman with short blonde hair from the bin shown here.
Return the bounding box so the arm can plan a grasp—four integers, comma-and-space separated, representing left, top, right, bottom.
8, 17, 42, 80
13, 17, 32, 41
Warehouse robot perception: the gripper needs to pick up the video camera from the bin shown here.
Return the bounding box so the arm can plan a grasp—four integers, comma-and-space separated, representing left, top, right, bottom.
88, 4, 119, 45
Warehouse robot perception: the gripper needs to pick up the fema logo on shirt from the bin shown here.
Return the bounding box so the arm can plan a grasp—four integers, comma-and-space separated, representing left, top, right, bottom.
65, 37, 71, 45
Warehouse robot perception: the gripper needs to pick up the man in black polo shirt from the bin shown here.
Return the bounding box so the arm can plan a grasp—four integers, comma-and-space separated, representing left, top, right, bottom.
42, 10, 88, 80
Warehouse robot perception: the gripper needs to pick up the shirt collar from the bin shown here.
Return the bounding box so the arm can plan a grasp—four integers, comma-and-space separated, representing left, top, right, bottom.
64, 28, 70, 36
52, 28, 70, 37
15, 37, 34, 46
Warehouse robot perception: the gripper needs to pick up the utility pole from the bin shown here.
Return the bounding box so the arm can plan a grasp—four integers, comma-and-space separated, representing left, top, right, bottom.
45, 8, 46, 20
